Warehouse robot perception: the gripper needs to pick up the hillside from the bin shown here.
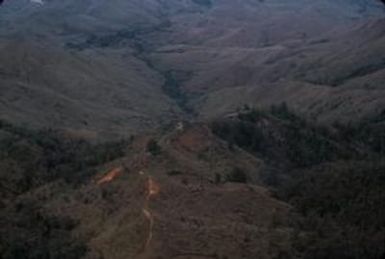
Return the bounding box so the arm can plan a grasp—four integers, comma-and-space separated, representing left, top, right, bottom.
0, 0, 384, 136
0, 120, 293, 259
0, 105, 384, 258
211, 106, 385, 259
151, 17, 385, 123
0, 1, 385, 259
0, 39, 181, 139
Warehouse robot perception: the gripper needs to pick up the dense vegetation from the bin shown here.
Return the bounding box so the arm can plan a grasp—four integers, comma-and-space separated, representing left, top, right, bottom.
280, 160, 385, 259
0, 200, 86, 259
0, 120, 129, 259
211, 104, 385, 259
212, 104, 358, 169
162, 71, 192, 113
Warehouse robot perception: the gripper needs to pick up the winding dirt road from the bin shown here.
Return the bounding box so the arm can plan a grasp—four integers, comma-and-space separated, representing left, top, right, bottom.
139, 172, 160, 255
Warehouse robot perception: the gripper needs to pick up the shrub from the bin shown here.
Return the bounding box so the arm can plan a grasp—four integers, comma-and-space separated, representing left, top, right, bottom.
146, 139, 161, 156
167, 170, 182, 176
226, 167, 248, 183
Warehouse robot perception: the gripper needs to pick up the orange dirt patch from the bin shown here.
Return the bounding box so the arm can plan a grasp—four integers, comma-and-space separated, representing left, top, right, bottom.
148, 177, 160, 197
97, 167, 123, 185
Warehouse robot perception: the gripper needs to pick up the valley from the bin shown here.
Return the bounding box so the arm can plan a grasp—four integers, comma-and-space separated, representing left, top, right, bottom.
1, 0, 385, 137
0, 1, 384, 259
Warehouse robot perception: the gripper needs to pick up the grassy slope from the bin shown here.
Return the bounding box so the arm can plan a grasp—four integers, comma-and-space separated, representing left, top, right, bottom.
0, 39, 182, 139
1, 0, 384, 137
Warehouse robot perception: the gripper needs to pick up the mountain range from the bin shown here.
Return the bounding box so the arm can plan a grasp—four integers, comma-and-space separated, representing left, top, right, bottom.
0, 0, 384, 138
0, 1, 384, 259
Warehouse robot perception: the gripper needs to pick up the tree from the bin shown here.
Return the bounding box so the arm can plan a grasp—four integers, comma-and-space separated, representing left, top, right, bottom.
146, 139, 161, 156
226, 167, 247, 183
